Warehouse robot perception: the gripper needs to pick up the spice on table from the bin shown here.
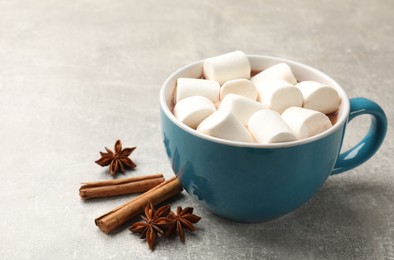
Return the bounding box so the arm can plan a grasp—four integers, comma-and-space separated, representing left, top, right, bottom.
79, 173, 165, 200
95, 176, 183, 234
95, 140, 136, 176
164, 206, 201, 242
129, 203, 172, 250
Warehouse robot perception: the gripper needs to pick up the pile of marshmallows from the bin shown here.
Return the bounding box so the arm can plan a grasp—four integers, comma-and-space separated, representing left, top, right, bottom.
172, 51, 340, 144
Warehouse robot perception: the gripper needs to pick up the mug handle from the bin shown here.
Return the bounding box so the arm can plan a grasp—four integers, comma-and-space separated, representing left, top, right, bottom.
331, 97, 387, 175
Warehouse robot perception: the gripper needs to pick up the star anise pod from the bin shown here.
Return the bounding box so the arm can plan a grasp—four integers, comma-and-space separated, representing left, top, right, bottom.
95, 140, 136, 176
129, 202, 171, 250
164, 206, 201, 242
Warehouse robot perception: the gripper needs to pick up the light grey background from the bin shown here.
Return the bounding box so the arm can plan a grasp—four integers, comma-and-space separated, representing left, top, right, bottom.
0, 0, 393, 259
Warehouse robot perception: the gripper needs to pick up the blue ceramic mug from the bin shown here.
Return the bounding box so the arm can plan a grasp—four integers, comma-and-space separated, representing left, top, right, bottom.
160, 55, 387, 222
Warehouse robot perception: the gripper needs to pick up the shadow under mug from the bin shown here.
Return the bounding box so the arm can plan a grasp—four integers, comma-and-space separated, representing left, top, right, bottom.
159, 55, 387, 222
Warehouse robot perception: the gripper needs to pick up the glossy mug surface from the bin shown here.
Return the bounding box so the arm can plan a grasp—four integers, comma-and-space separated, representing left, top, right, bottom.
159, 55, 387, 222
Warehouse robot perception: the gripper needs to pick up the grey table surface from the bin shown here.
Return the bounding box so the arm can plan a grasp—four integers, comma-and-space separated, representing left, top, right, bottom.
0, 0, 393, 259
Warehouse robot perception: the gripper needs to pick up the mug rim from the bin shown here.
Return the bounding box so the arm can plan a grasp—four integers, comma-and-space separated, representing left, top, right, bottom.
160, 55, 350, 148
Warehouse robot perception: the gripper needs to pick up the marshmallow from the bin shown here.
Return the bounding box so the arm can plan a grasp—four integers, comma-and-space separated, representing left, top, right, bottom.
251, 63, 297, 85
203, 51, 251, 85
255, 79, 303, 113
219, 94, 266, 126
175, 78, 220, 103
220, 79, 258, 100
296, 81, 340, 114
281, 107, 332, 139
173, 96, 216, 129
197, 110, 254, 143
248, 110, 296, 143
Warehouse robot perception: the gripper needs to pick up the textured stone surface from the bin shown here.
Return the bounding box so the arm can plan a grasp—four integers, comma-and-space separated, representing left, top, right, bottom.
0, 0, 393, 259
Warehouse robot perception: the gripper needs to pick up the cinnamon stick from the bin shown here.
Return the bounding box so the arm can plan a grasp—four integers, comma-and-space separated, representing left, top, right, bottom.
80, 174, 165, 200
95, 176, 183, 233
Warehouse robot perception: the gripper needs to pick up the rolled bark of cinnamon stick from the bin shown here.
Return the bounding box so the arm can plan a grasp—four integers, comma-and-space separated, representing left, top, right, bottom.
95, 176, 183, 233
80, 174, 164, 200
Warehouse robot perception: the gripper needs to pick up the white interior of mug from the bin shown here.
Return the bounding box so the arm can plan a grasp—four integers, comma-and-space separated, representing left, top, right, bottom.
160, 55, 350, 148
